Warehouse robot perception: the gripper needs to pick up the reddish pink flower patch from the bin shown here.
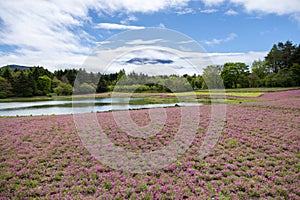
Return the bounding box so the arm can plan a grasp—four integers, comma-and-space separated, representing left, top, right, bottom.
0, 90, 299, 199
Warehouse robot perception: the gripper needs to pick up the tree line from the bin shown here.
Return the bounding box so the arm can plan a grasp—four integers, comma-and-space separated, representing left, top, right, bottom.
0, 40, 299, 98
203, 40, 300, 89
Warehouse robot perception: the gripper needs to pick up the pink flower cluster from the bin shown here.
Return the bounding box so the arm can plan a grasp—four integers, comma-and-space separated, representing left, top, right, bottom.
0, 90, 299, 199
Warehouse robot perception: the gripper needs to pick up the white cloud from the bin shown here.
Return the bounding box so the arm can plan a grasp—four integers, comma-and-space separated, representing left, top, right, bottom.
200, 0, 300, 18
0, 1, 89, 53
230, 0, 300, 21
201, 0, 300, 22
120, 15, 138, 25
94, 23, 145, 30
291, 14, 300, 23
200, 9, 218, 14
86, 45, 213, 75
208, 51, 267, 66
177, 40, 194, 44
125, 39, 163, 45
0, 1, 93, 70
96, 41, 111, 45
225, 9, 238, 16
96, 0, 190, 13
86, 43, 267, 75
0, 0, 298, 71
81, 34, 266, 75
176, 8, 195, 15
0, 0, 191, 70
203, 33, 237, 46
159, 23, 166, 28
200, 0, 225, 6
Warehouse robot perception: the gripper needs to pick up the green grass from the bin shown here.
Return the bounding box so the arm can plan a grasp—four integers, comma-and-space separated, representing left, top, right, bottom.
1, 87, 298, 103
0, 95, 74, 102
172, 87, 300, 98
129, 96, 179, 105
171, 91, 263, 97
130, 96, 261, 105
197, 98, 261, 104
220, 87, 300, 92
0, 96, 54, 102
224, 92, 262, 97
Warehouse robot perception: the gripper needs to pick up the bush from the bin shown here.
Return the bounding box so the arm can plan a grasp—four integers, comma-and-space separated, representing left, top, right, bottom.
53, 82, 73, 96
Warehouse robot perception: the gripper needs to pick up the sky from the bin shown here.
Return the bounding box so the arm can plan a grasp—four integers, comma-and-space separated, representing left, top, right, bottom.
0, 0, 299, 74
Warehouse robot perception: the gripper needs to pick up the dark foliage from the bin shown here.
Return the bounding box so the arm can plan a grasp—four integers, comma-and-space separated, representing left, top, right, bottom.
0, 41, 299, 98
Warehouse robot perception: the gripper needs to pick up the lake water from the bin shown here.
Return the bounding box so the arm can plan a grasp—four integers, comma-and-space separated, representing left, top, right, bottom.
0, 98, 201, 116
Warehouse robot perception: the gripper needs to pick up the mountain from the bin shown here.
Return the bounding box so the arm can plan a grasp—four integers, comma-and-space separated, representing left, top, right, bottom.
1, 64, 31, 71
126, 58, 174, 65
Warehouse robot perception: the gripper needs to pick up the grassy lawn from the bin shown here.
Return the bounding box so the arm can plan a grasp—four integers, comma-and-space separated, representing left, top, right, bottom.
220, 87, 300, 92
171, 91, 263, 97
172, 87, 300, 97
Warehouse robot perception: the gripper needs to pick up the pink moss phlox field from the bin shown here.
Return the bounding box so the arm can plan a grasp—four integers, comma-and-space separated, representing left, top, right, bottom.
1, 90, 300, 199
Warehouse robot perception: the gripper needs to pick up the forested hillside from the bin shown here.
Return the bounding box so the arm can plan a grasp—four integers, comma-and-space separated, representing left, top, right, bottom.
0, 41, 299, 98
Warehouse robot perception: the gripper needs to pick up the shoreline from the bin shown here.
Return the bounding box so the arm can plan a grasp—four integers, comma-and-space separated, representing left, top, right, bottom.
1, 87, 300, 103
1, 89, 299, 118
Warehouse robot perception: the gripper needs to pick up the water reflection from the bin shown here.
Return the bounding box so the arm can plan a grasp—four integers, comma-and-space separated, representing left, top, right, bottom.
0, 98, 201, 116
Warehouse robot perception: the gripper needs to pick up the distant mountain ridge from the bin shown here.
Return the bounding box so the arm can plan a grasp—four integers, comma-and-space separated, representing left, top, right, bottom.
1, 64, 32, 71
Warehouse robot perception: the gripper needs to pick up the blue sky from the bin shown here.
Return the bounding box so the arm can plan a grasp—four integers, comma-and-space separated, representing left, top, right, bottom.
0, 0, 299, 73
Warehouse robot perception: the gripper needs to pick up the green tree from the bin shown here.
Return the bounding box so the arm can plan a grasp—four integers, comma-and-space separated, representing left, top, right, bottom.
65, 69, 77, 86
193, 75, 203, 90
249, 60, 267, 87
53, 82, 73, 96
117, 69, 126, 82
251, 60, 269, 79
264, 73, 277, 87
77, 83, 96, 94
280, 40, 297, 69
37, 75, 52, 95
266, 44, 283, 73
221, 62, 249, 88
165, 76, 192, 92
290, 44, 300, 66
0, 66, 14, 83
0, 77, 13, 98
271, 68, 297, 87
202, 65, 223, 89
290, 63, 300, 86
96, 76, 109, 93
53, 77, 73, 95
248, 73, 260, 88
182, 74, 203, 90
13, 71, 33, 97
265, 41, 298, 73
52, 77, 61, 89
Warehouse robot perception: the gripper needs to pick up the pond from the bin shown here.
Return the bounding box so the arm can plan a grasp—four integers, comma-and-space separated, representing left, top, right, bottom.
0, 97, 202, 116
